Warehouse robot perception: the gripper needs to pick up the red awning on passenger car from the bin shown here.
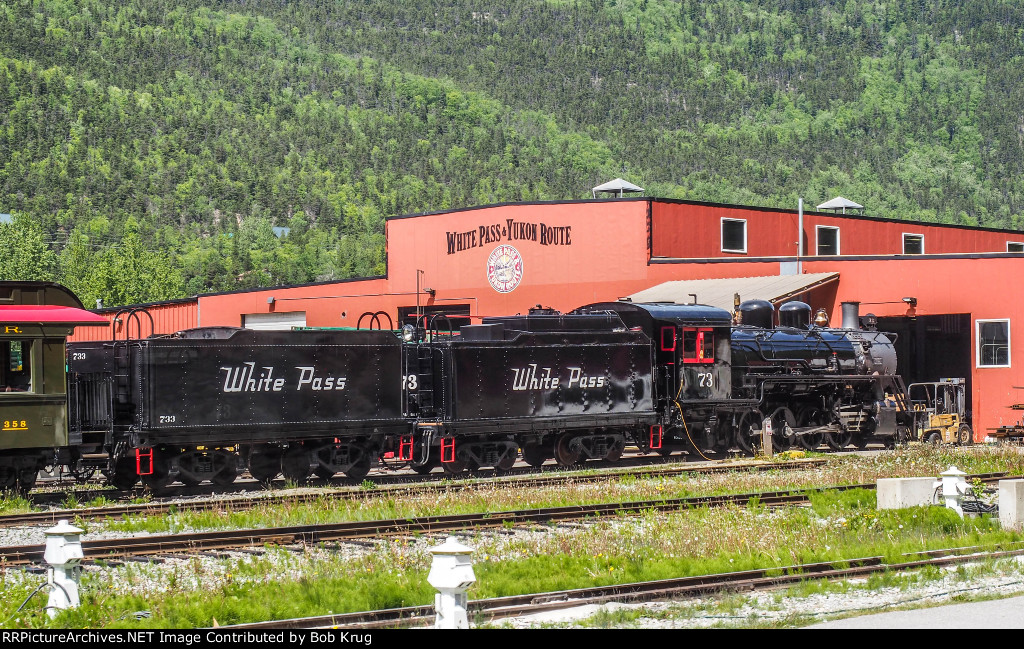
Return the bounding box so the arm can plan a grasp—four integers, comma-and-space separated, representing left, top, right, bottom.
0, 305, 109, 326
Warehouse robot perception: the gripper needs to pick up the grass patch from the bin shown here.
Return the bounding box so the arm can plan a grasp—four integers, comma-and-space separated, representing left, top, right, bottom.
6, 445, 1024, 628
0, 493, 32, 515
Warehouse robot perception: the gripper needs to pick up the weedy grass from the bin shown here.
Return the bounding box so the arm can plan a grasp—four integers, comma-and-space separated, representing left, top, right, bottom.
0, 493, 32, 515
98, 445, 1024, 536
575, 605, 648, 628
6, 445, 1024, 628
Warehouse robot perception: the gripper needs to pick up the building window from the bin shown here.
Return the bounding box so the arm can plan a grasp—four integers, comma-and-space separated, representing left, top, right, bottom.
1008, 242, 1024, 252
816, 226, 840, 255
903, 233, 924, 254
721, 219, 747, 253
977, 319, 1010, 368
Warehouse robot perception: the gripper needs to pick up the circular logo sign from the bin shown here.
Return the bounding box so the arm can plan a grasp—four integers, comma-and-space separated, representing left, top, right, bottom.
486, 244, 524, 293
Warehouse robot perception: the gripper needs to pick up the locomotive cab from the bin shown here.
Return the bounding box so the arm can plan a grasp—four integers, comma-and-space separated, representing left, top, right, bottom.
573, 301, 733, 405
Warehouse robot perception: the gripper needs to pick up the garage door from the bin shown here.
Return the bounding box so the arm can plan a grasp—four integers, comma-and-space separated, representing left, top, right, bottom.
242, 311, 307, 330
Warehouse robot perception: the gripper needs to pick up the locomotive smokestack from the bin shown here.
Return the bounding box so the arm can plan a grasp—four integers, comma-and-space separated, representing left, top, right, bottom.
841, 301, 861, 330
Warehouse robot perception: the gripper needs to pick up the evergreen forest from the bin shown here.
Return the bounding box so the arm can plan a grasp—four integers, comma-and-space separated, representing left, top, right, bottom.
2, 0, 1023, 306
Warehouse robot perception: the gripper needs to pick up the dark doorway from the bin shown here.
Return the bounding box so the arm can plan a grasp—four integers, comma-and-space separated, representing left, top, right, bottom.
398, 304, 471, 331
876, 313, 972, 420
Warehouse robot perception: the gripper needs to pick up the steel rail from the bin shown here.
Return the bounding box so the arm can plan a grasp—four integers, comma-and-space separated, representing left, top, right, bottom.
3, 458, 829, 528
0, 490, 824, 566
1, 472, 1011, 567
218, 542, 1024, 630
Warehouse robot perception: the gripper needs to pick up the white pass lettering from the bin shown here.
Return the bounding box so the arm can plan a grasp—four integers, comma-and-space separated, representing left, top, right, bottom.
511, 364, 606, 391
219, 363, 346, 392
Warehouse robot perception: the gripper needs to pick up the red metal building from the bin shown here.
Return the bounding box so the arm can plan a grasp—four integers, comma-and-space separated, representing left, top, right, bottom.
70, 196, 1024, 440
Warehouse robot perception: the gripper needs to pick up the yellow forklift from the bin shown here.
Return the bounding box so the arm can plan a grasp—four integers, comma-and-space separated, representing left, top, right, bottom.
907, 378, 973, 445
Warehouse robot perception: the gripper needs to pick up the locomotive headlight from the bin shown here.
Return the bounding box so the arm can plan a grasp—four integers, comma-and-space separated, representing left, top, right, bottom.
402, 324, 416, 342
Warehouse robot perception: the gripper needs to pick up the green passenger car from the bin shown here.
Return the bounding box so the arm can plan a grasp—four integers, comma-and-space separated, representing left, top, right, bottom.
0, 282, 106, 493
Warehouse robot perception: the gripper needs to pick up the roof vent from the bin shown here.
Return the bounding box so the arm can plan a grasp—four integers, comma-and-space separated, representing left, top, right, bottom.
816, 196, 864, 214
592, 178, 644, 198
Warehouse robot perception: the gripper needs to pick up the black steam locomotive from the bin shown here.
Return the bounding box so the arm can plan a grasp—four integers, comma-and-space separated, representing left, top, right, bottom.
59, 296, 909, 491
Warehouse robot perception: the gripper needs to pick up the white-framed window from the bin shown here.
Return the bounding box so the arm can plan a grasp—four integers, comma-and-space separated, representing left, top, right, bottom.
816, 226, 840, 255
1007, 242, 1024, 252
721, 218, 747, 253
977, 319, 1010, 368
903, 233, 924, 255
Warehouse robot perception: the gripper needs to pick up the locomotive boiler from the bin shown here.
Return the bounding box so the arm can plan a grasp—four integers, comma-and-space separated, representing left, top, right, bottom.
727, 299, 906, 453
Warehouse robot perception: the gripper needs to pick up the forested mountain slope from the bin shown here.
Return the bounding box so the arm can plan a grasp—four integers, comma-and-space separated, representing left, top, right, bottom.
1, 0, 1022, 305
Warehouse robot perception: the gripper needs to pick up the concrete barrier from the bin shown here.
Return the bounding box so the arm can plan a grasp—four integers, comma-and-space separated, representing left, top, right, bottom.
877, 477, 936, 509
999, 479, 1024, 530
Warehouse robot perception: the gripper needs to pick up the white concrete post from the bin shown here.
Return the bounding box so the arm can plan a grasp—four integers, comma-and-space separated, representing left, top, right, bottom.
427, 536, 476, 629
44, 519, 84, 617
762, 417, 773, 457
999, 479, 1024, 530
934, 466, 969, 517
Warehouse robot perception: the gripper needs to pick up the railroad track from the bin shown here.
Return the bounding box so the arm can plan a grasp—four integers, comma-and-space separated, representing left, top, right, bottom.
0, 486, 842, 566
4, 470, 1011, 565
217, 542, 1024, 629
3, 457, 829, 528
2, 471, 1012, 567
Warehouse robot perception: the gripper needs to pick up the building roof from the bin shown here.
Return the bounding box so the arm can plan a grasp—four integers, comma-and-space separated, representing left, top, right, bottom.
592, 178, 644, 197
626, 272, 840, 312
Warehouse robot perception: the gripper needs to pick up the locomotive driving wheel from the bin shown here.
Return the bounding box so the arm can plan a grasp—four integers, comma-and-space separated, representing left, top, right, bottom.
795, 407, 827, 451
734, 410, 764, 456
825, 428, 853, 451
768, 407, 795, 452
